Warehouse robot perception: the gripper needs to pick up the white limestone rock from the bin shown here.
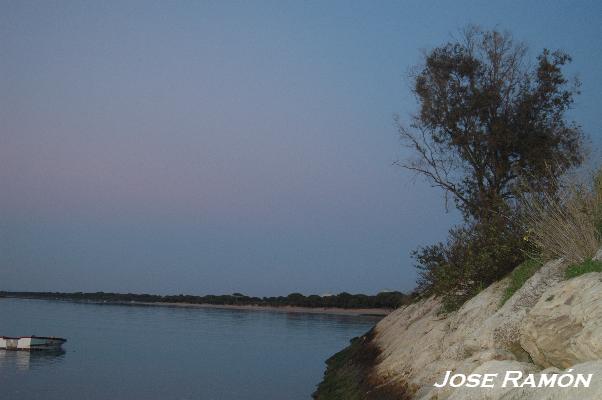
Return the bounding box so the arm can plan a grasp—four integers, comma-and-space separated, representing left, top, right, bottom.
520, 272, 602, 368
373, 279, 508, 394
465, 259, 565, 359
367, 247, 602, 399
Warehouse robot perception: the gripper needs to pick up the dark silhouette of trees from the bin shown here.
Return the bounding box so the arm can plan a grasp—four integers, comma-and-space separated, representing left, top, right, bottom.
1, 290, 410, 310
399, 26, 583, 220
399, 26, 585, 309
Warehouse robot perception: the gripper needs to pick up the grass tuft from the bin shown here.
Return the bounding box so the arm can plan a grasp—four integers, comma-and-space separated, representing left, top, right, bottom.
565, 259, 602, 279
501, 258, 543, 305
519, 168, 602, 265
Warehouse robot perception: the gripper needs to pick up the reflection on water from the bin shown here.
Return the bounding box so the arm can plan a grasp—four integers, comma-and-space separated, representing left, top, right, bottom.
0, 298, 377, 400
0, 350, 66, 371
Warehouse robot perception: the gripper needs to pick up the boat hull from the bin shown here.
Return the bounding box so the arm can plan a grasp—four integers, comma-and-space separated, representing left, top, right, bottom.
0, 336, 66, 351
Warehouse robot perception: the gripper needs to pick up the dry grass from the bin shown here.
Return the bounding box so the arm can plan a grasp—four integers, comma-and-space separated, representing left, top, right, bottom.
519, 168, 602, 265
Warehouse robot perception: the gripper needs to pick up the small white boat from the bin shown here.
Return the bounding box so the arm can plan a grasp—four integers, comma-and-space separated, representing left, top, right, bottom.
0, 336, 66, 351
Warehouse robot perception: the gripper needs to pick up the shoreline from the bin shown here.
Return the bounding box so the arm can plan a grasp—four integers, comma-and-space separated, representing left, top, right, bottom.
3, 296, 391, 317
129, 301, 391, 316
132, 301, 391, 316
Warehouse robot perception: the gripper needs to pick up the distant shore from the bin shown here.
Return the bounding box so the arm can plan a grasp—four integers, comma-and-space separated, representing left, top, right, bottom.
2, 296, 391, 317
126, 301, 392, 316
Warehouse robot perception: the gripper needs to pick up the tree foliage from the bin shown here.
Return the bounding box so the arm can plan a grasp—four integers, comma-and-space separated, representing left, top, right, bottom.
399, 26, 583, 221
400, 27, 585, 309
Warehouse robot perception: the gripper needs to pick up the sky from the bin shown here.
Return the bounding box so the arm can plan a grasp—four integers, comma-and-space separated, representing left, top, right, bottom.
1, 0, 601, 296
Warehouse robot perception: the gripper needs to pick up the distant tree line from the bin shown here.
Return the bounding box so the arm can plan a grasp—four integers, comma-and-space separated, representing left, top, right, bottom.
0, 290, 412, 309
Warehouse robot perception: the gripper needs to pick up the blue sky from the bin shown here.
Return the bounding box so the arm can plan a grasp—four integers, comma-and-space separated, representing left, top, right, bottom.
1, 0, 601, 296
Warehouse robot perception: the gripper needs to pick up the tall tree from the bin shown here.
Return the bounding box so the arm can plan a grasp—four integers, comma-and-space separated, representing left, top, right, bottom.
400, 27, 585, 309
398, 26, 584, 222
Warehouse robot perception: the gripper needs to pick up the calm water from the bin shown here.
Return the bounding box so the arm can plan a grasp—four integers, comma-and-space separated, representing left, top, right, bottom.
0, 298, 377, 400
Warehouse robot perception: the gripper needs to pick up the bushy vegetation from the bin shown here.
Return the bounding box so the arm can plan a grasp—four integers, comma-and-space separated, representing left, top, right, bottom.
0, 290, 410, 310
565, 259, 602, 279
520, 169, 602, 265
500, 258, 543, 305
415, 220, 525, 311
399, 26, 585, 311
492, 168, 602, 306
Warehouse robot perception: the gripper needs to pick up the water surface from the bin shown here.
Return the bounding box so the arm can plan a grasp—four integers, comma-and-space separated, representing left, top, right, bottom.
0, 298, 377, 400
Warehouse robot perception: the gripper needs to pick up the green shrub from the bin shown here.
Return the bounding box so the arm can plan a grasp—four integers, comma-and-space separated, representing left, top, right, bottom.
415, 218, 525, 312
565, 259, 602, 279
501, 259, 543, 305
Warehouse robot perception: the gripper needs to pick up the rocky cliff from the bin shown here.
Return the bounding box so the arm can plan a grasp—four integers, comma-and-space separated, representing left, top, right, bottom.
314, 249, 602, 399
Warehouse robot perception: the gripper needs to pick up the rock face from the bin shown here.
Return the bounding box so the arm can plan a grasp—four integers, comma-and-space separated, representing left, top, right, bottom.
374, 280, 511, 399
464, 258, 565, 361
363, 250, 602, 400
520, 273, 602, 368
